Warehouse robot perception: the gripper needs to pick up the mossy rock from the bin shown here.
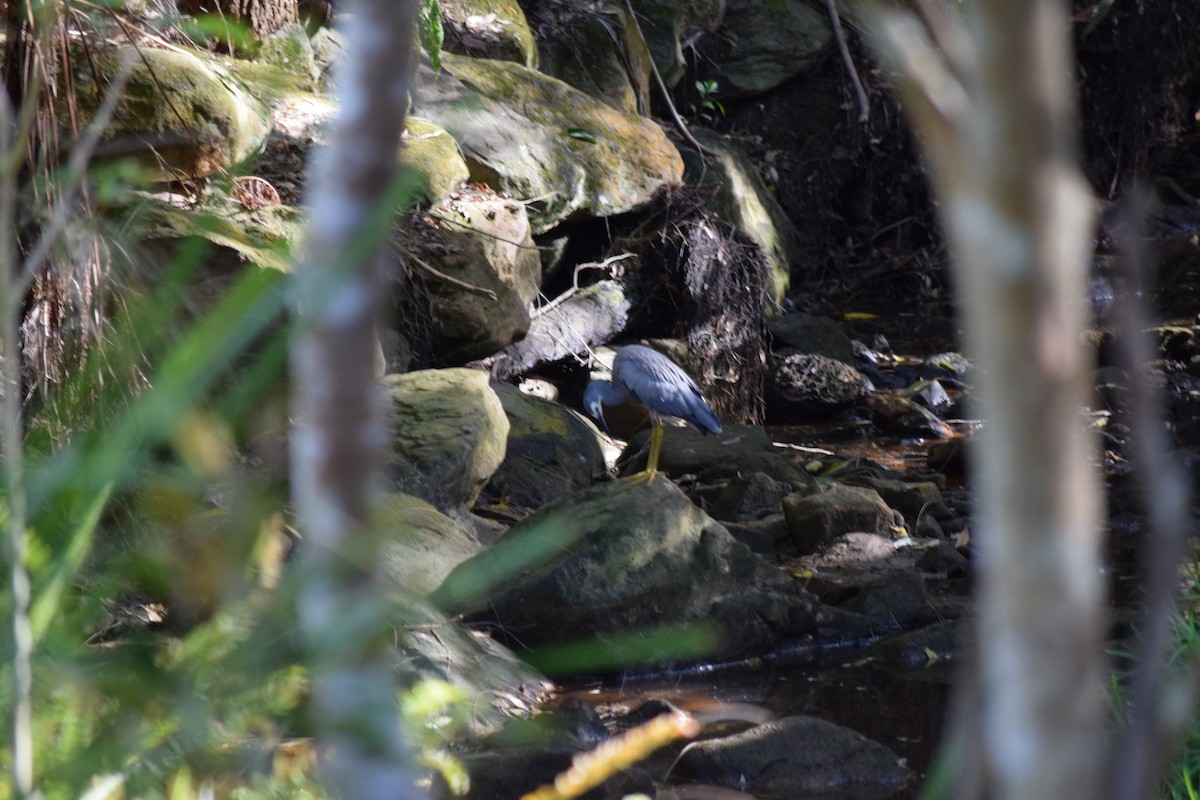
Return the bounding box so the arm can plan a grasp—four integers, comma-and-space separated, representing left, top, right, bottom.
402, 117, 470, 205
440, 0, 538, 68
537, 11, 640, 114
70, 46, 272, 181
414, 52, 684, 232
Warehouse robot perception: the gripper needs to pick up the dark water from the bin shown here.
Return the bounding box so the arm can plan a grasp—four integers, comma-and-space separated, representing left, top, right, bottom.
561, 654, 954, 799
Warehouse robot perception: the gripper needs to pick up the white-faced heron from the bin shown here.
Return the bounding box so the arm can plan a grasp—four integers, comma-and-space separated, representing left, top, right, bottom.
583, 344, 722, 481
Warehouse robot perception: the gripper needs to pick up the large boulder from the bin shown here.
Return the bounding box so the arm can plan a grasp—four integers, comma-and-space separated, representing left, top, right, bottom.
402, 117, 472, 206
672, 716, 910, 798
71, 46, 272, 181
413, 52, 684, 232
535, 7, 644, 115
376, 493, 485, 596
782, 483, 896, 553
482, 383, 607, 510
768, 312, 857, 365
432, 478, 865, 666
769, 352, 868, 419
621, 424, 812, 488
403, 187, 541, 365
383, 369, 509, 510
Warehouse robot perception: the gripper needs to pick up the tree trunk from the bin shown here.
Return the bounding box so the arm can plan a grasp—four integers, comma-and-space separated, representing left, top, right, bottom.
179, 0, 298, 38
289, 0, 423, 797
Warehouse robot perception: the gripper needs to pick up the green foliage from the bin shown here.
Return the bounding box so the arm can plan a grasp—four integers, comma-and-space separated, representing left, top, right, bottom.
419, 0, 445, 75
691, 79, 726, 124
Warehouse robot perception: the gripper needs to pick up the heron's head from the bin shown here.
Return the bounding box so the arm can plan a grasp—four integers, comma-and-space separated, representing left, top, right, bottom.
582, 379, 609, 433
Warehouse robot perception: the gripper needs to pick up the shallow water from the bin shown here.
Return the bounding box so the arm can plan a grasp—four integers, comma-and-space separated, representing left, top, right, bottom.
560, 653, 954, 799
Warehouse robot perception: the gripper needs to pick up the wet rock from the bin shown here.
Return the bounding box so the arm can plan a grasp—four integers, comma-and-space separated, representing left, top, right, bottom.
865, 393, 954, 439
925, 438, 967, 477
842, 572, 931, 632
403, 188, 541, 365
487, 696, 610, 749
413, 52, 684, 232
621, 425, 812, 488
439, 0, 539, 67
913, 378, 952, 411
70, 46, 272, 181
782, 484, 895, 553
920, 352, 973, 380
768, 313, 857, 365
451, 748, 654, 800
432, 478, 866, 666
769, 352, 867, 419
870, 619, 965, 669
672, 716, 910, 798
695, 0, 832, 99
687, 130, 800, 305
841, 476, 953, 523
384, 369, 509, 510
482, 382, 607, 509
376, 493, 484, 596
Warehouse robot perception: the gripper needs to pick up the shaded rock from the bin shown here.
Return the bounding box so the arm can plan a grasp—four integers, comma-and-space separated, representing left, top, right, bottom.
414, 52, 684, 232
629, 0, 725, 88
709, 472, 793, 522
384, 369, 509, 510
376, 494, 484, 596
696, 0, 831, 99
403, 187, 541, 365
451, 747, 654, 800
485, 696, 610, 749
782, 484, 894, 554
769, 352, 867, 419
869, 619, 965, 669
842, 572, 931, 632
483, 382, 607, 509
621, 425, 813, 488
768, 312, 857, 365
432, 478, 866, 666
673, 716, 910, 798
915, 540, 970, 578
259, 23, 319, 89
724, 514, 788, 557
687, 130, 799, 304
533, 5, 642, 114
440, 0, 539, 67
71, 46, 272, 181
866, 393, 955, 439
311, 27, 346, 88
841, 476, 953, 523
397, 598, 552, 737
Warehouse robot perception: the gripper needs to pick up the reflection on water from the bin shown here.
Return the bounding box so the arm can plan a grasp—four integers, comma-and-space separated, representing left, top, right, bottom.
560, 655, 953, 800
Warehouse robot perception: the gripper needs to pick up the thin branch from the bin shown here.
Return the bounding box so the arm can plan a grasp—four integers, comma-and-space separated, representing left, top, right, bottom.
824, 0, 870, 123
621, 0, 716, 157
407, 253, 497, 299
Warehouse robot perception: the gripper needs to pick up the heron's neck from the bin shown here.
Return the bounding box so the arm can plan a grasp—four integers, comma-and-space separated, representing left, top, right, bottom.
595, 378, 629, 406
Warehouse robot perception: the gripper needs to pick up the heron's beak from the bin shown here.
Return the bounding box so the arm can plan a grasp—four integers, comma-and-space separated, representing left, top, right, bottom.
594, 408, 609, 434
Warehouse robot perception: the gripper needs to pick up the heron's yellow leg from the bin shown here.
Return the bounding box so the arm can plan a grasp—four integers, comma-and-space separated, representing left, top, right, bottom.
625, 421, 664, 484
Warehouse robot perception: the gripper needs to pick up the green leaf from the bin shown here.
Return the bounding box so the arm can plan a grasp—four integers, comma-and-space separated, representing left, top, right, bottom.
419, 0, 445, 75
567, 127, 597, 143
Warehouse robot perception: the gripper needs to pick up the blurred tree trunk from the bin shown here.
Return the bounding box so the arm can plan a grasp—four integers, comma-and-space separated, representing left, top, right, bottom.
859, 1, 1104, 798
289, 0, 422, 797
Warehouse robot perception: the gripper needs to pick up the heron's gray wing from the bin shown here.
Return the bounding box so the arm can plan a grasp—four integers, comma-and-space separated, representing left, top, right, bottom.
614, 346, 721, 433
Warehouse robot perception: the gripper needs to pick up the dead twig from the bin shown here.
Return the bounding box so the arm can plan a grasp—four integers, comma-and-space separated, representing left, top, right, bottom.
824, 0, 870, 123
407, 253, 498, 300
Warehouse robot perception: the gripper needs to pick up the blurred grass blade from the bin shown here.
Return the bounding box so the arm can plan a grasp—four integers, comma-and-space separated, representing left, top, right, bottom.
29, 483, 112, 643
